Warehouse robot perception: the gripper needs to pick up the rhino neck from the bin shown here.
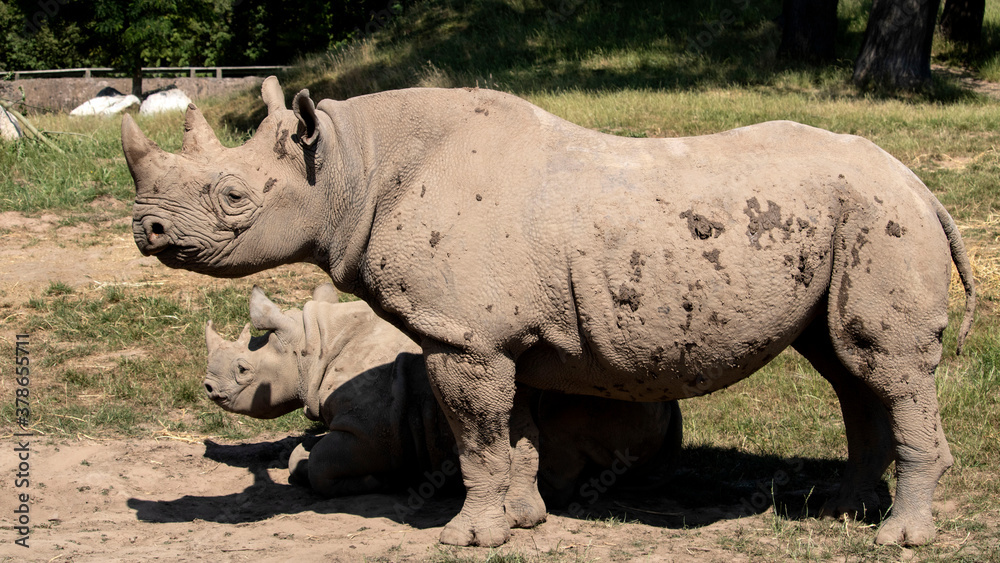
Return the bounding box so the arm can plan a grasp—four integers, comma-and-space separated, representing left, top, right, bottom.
314, 90, 461, 299
310, 98, 380, 296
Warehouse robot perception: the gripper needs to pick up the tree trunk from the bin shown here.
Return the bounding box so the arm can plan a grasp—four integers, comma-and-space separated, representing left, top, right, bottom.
940, 0, 985, 44
131, 65, 143, 98
779, 0, 840, 61
853, 0, 941, 90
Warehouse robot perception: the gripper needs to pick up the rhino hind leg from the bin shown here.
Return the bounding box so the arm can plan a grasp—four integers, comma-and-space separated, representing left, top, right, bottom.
793, 317, 893, 520
289, 432, 386, 496
821, 217, 954, 546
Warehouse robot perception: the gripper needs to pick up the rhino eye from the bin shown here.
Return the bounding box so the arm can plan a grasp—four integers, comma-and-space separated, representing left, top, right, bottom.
223, 186, 248, 206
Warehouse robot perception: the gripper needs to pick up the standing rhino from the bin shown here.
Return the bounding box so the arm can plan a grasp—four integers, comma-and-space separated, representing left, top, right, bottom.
204, 284, 681, 502
124, 77, 975, 547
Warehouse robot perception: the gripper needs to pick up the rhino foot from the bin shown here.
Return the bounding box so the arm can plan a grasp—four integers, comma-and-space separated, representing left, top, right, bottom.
287, 442, 312, 487
504, 491, 547, 529
818, 489, 883, 522
439, 510, 511, 547
874, 512, 936, 546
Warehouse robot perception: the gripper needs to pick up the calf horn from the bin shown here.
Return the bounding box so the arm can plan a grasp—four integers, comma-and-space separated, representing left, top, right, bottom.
181, 104, 225, 156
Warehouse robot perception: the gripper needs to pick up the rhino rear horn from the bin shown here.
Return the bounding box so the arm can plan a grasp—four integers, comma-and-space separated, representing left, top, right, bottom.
181, 104, 225, 156
261, 76, 286, 115
249, 286, 299, 338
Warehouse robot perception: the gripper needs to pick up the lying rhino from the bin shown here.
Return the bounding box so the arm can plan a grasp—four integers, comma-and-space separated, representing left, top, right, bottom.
204, 284, 681, 503
126, 77, 975, 547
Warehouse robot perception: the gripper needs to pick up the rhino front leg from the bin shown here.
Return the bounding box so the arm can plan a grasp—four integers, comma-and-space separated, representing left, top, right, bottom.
506, 386, 547, 528
423, 341, 519, 547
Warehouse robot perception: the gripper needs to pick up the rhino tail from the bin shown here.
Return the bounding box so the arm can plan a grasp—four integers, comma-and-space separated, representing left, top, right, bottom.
932, 197, 976, 355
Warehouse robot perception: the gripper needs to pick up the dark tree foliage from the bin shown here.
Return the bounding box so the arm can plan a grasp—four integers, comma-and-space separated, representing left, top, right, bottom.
0, 1, 93, 71
2, 0, 403, 76
940, 0, 985, 44
779, 0, 840, 61
853, 0, 941, 90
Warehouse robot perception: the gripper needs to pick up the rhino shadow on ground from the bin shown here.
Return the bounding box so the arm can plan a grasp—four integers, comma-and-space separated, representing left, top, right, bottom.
127, 438, 888, 531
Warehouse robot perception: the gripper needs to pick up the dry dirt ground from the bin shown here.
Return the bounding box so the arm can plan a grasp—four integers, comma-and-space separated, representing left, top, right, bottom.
0, 211, 967, 562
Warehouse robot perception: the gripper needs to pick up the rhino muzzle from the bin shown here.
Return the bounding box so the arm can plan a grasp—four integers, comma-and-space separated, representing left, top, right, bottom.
133, 214, 173, 256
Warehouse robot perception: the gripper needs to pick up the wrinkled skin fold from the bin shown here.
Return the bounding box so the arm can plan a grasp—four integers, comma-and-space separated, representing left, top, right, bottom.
124, 77, 975, 547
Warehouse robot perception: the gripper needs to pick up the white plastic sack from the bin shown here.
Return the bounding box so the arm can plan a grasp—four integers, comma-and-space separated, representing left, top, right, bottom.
139, 89, 193, 115
70, 95, 140, 117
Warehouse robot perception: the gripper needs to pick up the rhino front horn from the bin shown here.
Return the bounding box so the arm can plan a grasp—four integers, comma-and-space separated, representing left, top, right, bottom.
181, 104, 225, 156
121, 114, 169, 190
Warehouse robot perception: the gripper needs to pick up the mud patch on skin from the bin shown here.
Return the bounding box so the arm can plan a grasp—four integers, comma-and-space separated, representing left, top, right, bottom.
785, 252, 816, 287
702, 249, 724, 271
273, 129, 290, 159
743, 198, 782, 248
708, 311, 729, 327
429, 231, 441, 248
264, 178, 277, 193
850, 229, 870, 268
886, 220, 906, 237
679, 210, 725, 240
629, 250, 645, 282
614, 283, 642, 312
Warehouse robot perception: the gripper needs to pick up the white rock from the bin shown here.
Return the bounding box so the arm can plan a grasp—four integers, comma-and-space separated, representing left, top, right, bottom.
139, 89, 193, 115
70, 95, 140, 117
1, 107, 22, 141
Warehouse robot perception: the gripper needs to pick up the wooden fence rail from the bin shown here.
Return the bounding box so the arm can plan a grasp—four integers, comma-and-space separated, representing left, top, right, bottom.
10, 66, 291, 80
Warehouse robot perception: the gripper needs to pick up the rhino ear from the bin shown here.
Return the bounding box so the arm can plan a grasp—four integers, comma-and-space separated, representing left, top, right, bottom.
249, 286, 298, 337
205, 321, 225, 353
312, 283, 339, 303
292, 89, 319, 145
261, 76, 286, 115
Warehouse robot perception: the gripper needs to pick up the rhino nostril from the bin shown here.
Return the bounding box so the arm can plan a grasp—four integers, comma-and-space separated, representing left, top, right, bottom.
205, 383, 214, 395
151, 222, 165, 235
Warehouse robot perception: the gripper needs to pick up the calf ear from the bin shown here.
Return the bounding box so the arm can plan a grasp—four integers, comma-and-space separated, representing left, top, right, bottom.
249, 286, 299, 338
292, 89, 319, 145
312, 283, 339, 303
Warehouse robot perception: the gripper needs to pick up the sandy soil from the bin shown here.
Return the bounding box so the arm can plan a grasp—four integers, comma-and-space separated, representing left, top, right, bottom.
0, 433, 781, 562
0, 212, 971, 562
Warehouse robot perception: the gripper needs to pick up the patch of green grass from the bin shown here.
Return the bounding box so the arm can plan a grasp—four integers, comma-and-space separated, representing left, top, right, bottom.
0, 107, 245, 216
0, 281, 318, 438
44, 280, 74, 296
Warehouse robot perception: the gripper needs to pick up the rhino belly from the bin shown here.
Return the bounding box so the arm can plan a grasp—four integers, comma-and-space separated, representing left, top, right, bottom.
517, 177, 839, 401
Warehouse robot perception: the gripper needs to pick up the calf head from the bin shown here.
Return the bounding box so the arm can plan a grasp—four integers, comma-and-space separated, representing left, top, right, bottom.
204, 286, 307, 418
124, 77, 336, 277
